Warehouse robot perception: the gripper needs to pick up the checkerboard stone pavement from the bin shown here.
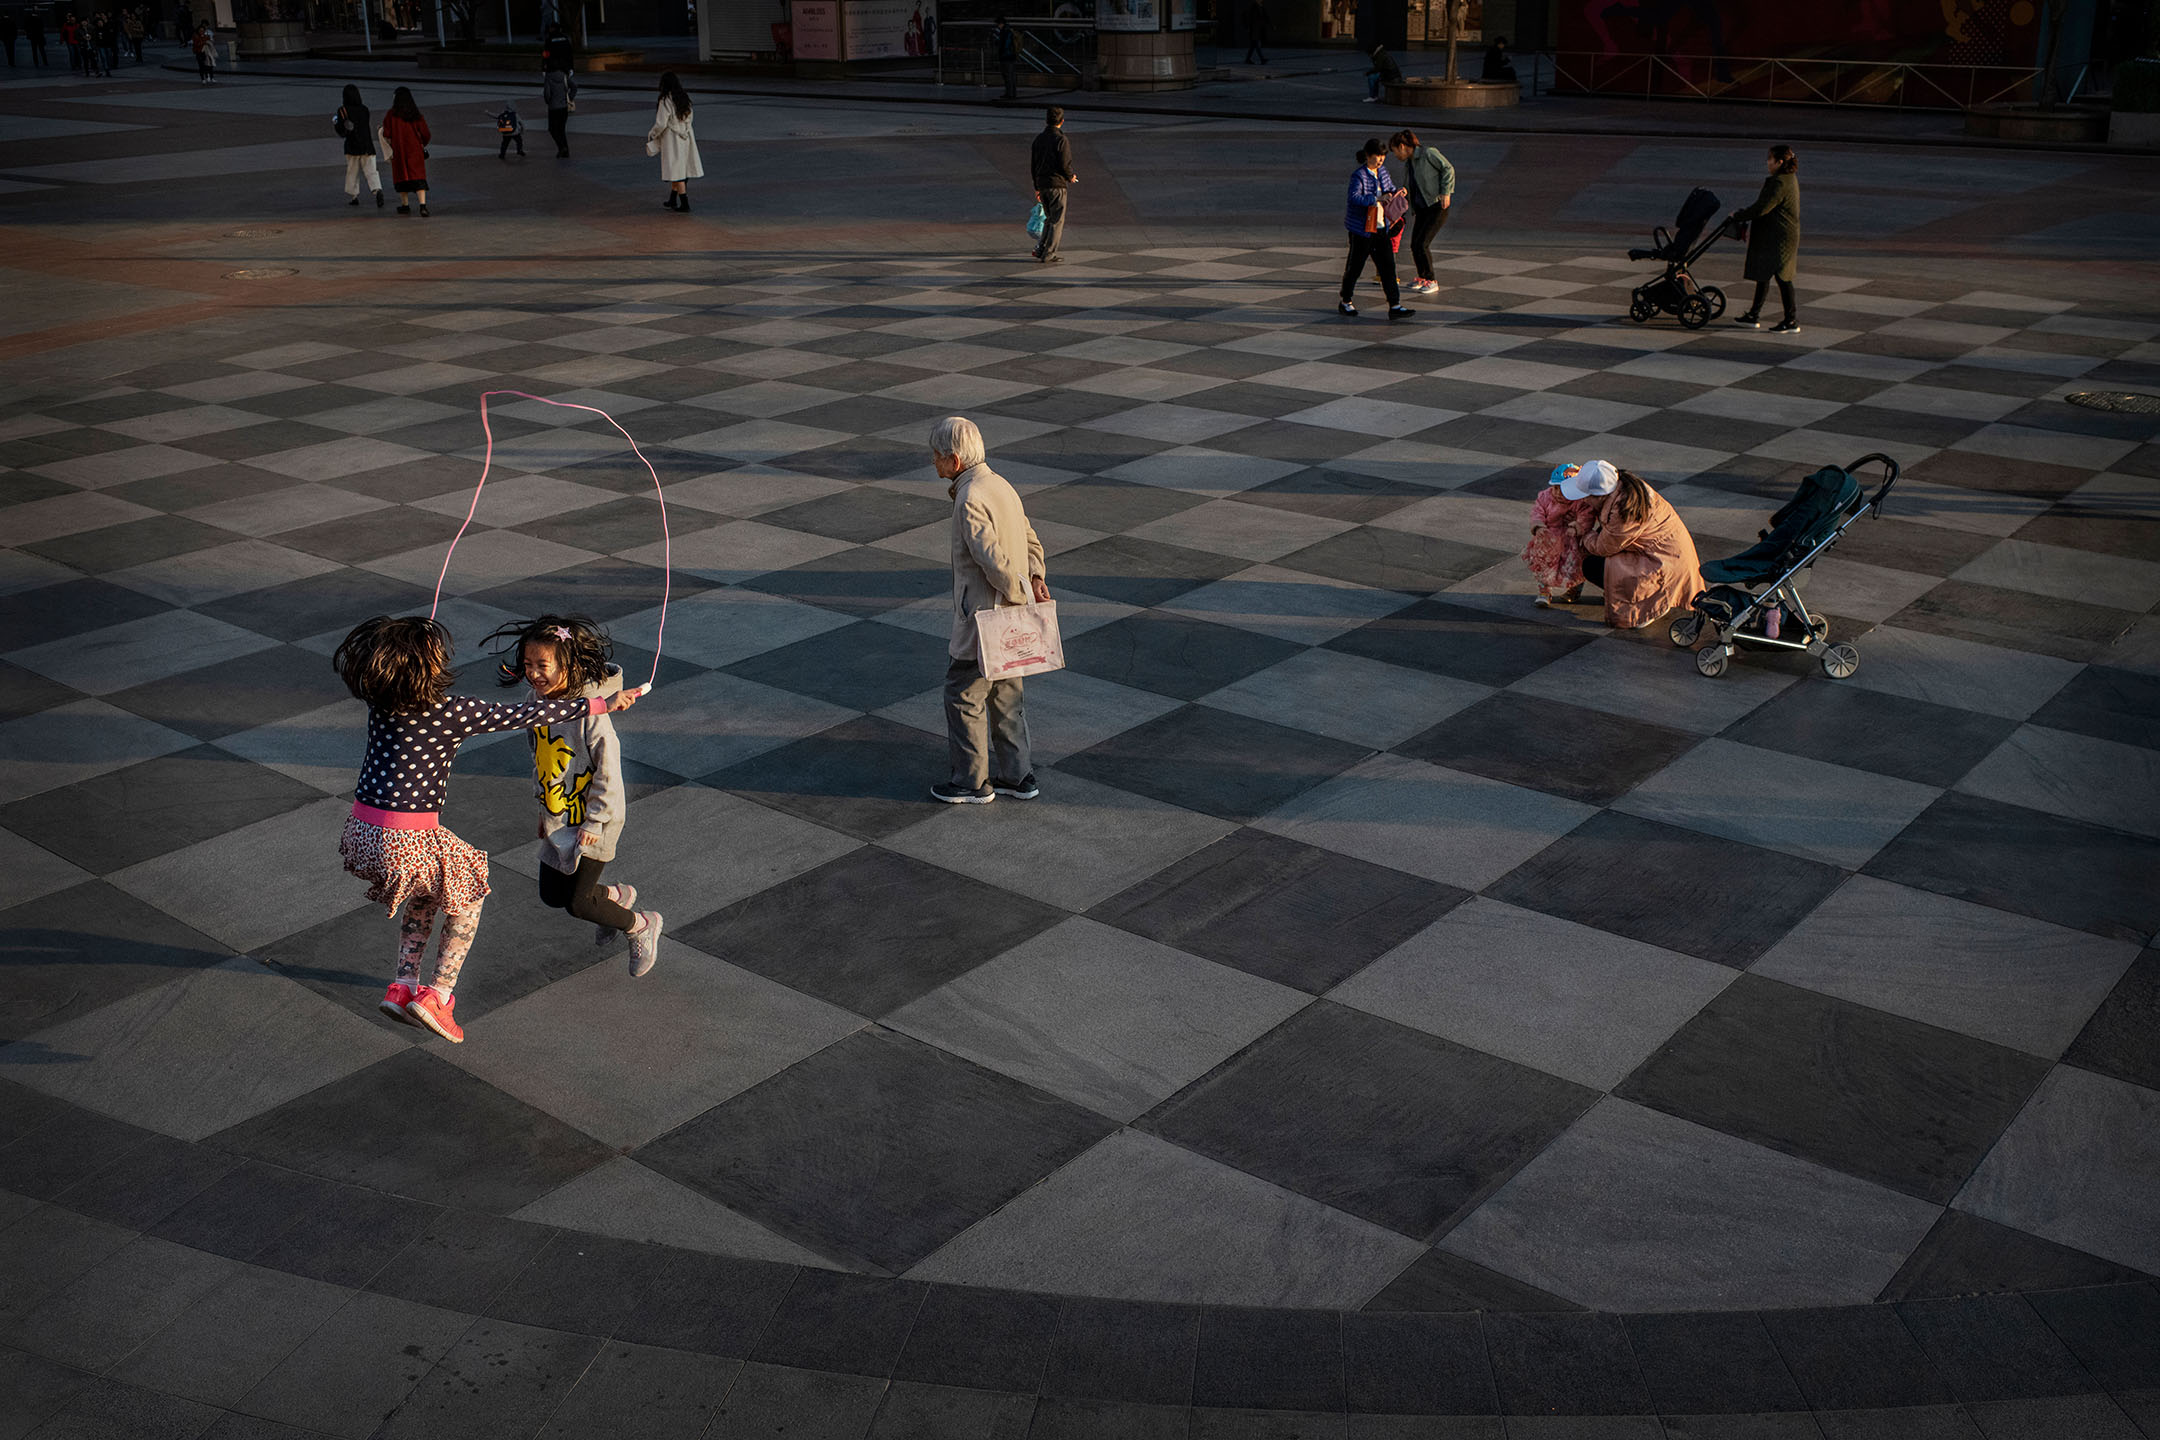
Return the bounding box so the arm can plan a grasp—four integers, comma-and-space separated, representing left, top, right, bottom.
2, 241, 2159, 1430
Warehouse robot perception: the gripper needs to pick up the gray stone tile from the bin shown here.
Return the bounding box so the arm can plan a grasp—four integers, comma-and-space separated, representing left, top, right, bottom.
616, 668, 857, 780
706, 1361, 886, 1440
1955, 537, 2160, 611
1616, 738, 1942, 870
107, 797, 359, 953
511, 1158, 842, 1269
535, 1342, 739, 1440
1964, 1395, 2145, 1440
0, 957, 407, 1142
1332, 898, 1733, 1090
1203, 648, 1492, 751
375, 1317, 603, 1440
889, 917, 1307, 1122
1957, 1064, 2160, 1276
1257, 754, 1594, 891
1844, 626, 2080, 720
234, 1291, 472, 1439
0, 827, 90, 912
107, 1264, 348, 1408
1653, 1417, 1826, 1440
448, 943, 861, 1150
211, 700, 367, 795
910, 1128, 1422, 1308
0, 1344, 95, 1440
609, 583, 854, 668
1509, 634, 1796, 736
1753, 876, 2140, 1057
1957, 724, 2160, 840
1440, 1098, 1940, 1311
17, 1375, 222, 1440
866, 1381, 1034, 1440
1164, 564, 1418, 645
0, 699, 197, 806
2, 1236, 239, 1373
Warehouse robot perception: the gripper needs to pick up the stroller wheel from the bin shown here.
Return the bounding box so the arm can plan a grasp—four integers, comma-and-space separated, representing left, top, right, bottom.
1669, 614, 1704, 648
1704, 285, 1727, 319
1678, 293, 1714, 330
1628, 295, 1656, 324
1695, 646, 1730, 678
1821, 643, 1860, 679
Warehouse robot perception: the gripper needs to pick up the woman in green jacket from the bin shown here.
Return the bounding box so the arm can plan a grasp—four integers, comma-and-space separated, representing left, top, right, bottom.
1730, 144, 1801, 334
1388, 129, 1455, 296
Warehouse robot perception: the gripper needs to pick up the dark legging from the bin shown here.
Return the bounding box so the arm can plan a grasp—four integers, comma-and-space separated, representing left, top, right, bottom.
1408, 203, 1448, 283
548, 107, 568, 155
539, 854, 637, 932
1341, 229, 1400, 307
1749, 277, 1796, 324
1582, 554, 1605, 588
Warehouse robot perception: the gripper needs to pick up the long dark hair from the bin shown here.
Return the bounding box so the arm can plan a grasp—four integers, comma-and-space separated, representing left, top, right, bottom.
341, 83, 363, 113
486, 614, 614, 694
389, 86, 421, 121
1357, 137, 1386, 163
1606, 468, 1658, 528
1769, 143, 1798, 174
657, 71, 691, 119
1388, 128, 1421, 151
334, 616, 453, 715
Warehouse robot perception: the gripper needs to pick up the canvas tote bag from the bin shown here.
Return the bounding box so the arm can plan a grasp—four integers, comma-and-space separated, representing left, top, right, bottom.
975, 599, 1065, 680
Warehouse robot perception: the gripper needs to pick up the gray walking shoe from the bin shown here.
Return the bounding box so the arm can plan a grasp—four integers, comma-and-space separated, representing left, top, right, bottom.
599, 883, 636, 946
628, 911, 663, 977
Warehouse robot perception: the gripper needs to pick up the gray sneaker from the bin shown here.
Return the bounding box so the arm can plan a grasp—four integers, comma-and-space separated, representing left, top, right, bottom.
599, 883, 636, 947
628, 912, 663, 977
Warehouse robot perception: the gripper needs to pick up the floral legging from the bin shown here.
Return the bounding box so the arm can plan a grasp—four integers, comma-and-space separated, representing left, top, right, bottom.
395, 895, 483, 993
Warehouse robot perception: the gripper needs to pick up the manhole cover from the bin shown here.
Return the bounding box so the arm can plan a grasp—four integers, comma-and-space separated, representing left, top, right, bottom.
229, 226, 284, 238
2066, 391, 2160, 414
224, 267, 298, 280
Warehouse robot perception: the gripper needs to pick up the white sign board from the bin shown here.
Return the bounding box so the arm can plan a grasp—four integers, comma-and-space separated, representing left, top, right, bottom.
1096, 0, 1159, 31
843, 0, 937, 57
791, 0, 839, 57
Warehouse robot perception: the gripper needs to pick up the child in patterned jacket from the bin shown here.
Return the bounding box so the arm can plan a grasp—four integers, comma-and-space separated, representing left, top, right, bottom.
1524, 461, 1600, 607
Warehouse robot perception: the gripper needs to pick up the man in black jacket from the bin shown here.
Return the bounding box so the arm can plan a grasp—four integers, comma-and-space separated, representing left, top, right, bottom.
1029, 106, 1076, 264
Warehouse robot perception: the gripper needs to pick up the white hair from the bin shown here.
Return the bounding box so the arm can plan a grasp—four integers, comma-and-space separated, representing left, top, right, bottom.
929, 415, 985, 470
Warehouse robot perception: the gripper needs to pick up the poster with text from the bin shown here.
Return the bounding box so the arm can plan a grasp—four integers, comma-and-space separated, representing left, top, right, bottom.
1097, 0, 1160, 33
1170, 0, 1195, 30
844, 0, 937, 57
791, 0, 839, 57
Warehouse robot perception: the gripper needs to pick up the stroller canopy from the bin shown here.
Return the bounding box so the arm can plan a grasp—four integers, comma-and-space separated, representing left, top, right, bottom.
1702, 465, 1863, 585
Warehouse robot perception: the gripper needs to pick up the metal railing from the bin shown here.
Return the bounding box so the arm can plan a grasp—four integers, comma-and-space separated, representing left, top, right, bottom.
1541, 50, 2089, 110
937, 17, 1095, 89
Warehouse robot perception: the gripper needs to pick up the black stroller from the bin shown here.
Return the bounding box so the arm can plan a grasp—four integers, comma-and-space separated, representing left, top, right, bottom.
1669, 453, 1901, 679
1626, 187, 1732, 330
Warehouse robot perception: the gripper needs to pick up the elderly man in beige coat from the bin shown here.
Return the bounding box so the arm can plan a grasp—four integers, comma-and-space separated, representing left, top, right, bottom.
931, 416, 1050, 805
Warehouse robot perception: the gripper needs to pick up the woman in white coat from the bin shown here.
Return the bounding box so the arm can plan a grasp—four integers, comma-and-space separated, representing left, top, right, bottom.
647, 72, 702, 213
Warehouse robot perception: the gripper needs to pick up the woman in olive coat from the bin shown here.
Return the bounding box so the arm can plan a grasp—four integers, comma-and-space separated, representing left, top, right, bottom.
1730, 144, 1801, 334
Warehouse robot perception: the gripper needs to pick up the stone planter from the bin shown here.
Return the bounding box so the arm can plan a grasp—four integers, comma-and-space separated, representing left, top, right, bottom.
1098, 30, 1194, 91
1963, 103, 2108, 141
235, 18, 308, 57
2110, 109, 2160, 146
1385, 75, 1518, 107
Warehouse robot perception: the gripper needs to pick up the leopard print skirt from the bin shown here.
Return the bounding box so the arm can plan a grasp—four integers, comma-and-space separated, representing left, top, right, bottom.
339, 815, 490, 917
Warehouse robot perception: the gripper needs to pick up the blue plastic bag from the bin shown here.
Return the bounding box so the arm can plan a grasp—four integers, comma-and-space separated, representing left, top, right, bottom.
1026, 202, 1045, 239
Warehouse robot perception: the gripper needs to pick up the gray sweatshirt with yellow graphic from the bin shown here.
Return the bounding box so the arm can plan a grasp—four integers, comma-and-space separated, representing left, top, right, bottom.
531, 665, 625, 872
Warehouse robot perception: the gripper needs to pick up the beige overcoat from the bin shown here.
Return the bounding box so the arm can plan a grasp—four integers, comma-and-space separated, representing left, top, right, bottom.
948, 461, 1046, 661
1580, 485, 1704, 629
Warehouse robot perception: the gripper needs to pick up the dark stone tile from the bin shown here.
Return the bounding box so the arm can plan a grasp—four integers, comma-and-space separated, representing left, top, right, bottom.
1091, 828, 1465, 993
749, 1270, 928, 1378
1617, 975, 2049, 1204
25, 1375, 221, 1440
1897, 1294, 2091, 1403
1326, 598, 1598, 688
0, 1345, 95, 1439
759, 487, 950, 545
1732, 367, 1888, 406
724, 619, 952, 712
1207, 420, 1381, 468
1027, 1396, 1189, 1440
1613, 408, 1786, 454
612, 1248, 797, 1358
1275, 528, 1510, 597
0, 1079, 74, 1150
2023, 1283, 2160, 1392
1026, 478, 1207, 534
2030, 667, 2160, 753
741, 544, 947, 616
1192, 1307, 1344, 1413
639, 1029, 1114, 1273
375, 1318, 603, 1440
50, 1133, 234, 1233
707, 713, 946, 841
2014, 507, 2160, 564
147, 1161, 336, 1264
1484, 1311, 1652, 1416
0, 660, 82, 724
324, 454, 490, 504
509, 495, 724, 556
1760, 1304, 1952, 1410
0, 578, 168, 646
1142, 1003, 1594, 1241
893, 1285, 1062, 1393
1890, 581, 2138, 664
483, 1232, 667, 1339
1360, 1249, 1581, 1314
1623, 1312, 1806, 1415
1879, 1210, 2150, 1301
104, 643, 352, 743
1718, 679, 2017, 787
247, 1183, 436, 1288
1396, 692, 1699, 805
1411, 416, 1596, 463
703, 1361, 887, 1440
1811, 1405, 1981, 1440
197, 567, 433, 644
865, 1379, 1034, 1440
207, 1048, 613, 1212
274, 505, 457, 566
1236, 468, 1430, 525
1055, 535, 1248, 609
1344, 1312, 1496, 1415
0, 746, 321, 874
0, 881, 232, 1043
1902, 450, 2091, 500
473, 556, 704, 625
2065, 948, 2160, 1093
24, 515, 232, 574
534, 1342, 737, 1440
0, 470, 75, 509
200, 1416, 337, 1440
677, 845, 1062, 1018
1064, 611, 1305, 701
1043, 1297, 1199, 1406
1059, 706, 1370, 825
1864, 792, 2160, 943
367, 1208, 557, 1313
1802, 514, 1994, 578
1820, 405, 1986, 451
1487, 812, 1844, 967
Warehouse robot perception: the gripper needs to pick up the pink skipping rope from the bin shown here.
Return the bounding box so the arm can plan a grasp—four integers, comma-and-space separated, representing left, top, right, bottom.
428, 390, 671, 696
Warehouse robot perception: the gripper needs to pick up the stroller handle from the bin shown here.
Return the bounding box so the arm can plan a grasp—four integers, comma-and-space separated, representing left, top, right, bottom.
1847, 452, 1900, 516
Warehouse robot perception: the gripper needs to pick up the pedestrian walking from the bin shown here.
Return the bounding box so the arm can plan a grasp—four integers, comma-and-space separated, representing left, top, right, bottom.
543, 66, 575, 156
175, 0, 189, 39
1339, 139, 1414, 320
1030, 105, 1076, 265
61, 11, 81, 72
190, 18, 214, 82
0, 12, 17, 66
993, 15, 1017, 100
540, 18, 573, 73
123, 7, 143, 60
94, 7, 116, 73
929, 415, 1048, 805
1364, 40, 1401, 101
1730, 144, 1802, 334
334, 84, 383, 209
1243, 0, 1266, 62
380, 85, 431, 215
494, 100, 525, 158
1387, 129, 1454, 295
646, 72, 701, 212
24, 7, 46, 64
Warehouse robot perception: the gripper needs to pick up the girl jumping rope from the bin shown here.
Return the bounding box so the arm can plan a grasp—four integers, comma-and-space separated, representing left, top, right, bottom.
487, 615, 663, 976
333, 615, 641, 1043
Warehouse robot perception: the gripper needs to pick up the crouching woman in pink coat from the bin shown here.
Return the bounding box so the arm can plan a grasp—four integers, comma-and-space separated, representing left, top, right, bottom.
1561, 460, 1704, 629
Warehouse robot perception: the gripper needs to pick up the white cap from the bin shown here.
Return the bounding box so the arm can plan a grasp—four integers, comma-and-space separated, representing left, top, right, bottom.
1559, 459, 1618, 501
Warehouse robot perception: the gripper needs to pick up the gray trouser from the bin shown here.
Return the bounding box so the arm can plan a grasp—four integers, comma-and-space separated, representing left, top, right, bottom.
945, 655, 1030, 789
1035, 187, 1067, 259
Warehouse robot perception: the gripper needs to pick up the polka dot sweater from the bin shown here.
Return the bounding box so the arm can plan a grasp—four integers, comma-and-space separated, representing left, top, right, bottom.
355, 692, 605, 820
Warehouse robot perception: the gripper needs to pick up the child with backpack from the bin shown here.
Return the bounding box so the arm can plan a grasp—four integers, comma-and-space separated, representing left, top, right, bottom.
493, 101, 525, 159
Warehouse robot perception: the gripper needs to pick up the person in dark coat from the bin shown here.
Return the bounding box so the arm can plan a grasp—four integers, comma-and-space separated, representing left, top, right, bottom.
542, 66, 575, 157
24, 7, 47, 64
1364, 41, 1401, 100
0, 12, 18, 65
1730, 144, 1802, 333
1481, 33, 1516, 82
1030, 105, 1076, 263
1244, 0, 1266, 63
334, 84, 383, 208
994, 15, 1016, 100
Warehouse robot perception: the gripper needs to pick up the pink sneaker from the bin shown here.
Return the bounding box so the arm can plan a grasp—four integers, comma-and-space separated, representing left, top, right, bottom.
405, 985, 464, 1043
380, 982, 419, 1026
